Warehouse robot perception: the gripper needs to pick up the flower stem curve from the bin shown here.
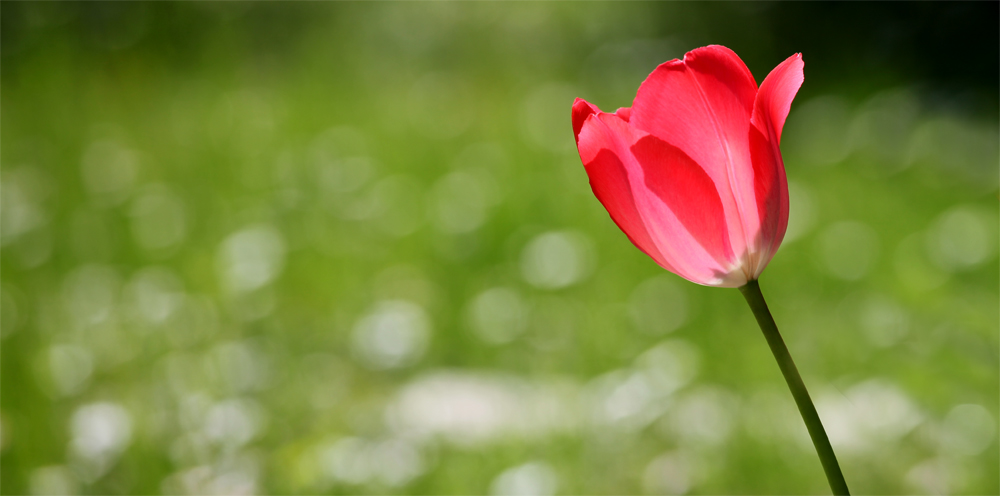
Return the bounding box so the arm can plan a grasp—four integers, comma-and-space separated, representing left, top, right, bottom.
738, 279, 850, 495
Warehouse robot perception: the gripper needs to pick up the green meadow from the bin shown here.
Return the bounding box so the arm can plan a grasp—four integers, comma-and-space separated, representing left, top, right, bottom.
1, 3, 997, 494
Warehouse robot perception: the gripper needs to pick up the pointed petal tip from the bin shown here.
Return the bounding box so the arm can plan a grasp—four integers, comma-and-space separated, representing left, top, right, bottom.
784, 52, 805, 69
752, 51, 806, 143
572, 98, 601, 142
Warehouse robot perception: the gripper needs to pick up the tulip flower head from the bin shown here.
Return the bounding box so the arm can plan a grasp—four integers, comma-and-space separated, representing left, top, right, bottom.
573, 45, 804, 287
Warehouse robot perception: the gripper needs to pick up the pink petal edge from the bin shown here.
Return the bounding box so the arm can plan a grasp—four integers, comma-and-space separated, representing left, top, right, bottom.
752, 53, 804, 145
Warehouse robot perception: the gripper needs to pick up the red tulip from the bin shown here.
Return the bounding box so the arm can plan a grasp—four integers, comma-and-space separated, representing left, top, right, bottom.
573, 47, 850, 494
573, 45, 804, 287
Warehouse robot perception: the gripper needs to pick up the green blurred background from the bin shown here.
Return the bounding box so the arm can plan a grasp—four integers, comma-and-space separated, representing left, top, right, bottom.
1, 2, 998, 494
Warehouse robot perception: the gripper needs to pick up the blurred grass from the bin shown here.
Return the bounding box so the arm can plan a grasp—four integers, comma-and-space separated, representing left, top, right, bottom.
1, 3, 998, 495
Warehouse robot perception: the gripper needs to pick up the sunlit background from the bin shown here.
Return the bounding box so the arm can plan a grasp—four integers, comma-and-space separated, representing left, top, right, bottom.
1, 3, 998, 495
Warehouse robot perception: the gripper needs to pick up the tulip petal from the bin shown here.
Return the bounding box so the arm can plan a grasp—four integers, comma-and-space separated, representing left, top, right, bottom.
748, 125, 786, 276
585, 149, 676, 271
572, 98, 602, 144
575, 109, 672, 272
752, 53, 804, 145
630, 134, 733, 268
581, 113, 740, 285
629, 45, 760, 259
748, 53, 802, 275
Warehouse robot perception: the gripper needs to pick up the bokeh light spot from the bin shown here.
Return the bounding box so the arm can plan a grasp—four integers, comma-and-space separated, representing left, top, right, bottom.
217, 225, 286, 293
490, 461, 558, 496
941, 403, 996, 456
521, 231, 594, 289
352, 300, 430, 370
925, 206, 997, 272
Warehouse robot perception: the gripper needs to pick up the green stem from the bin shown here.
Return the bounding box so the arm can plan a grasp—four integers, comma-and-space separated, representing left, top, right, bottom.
738, 280, 850, 495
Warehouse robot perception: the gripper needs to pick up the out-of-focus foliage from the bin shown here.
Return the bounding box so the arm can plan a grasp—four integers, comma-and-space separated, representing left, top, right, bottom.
1, 3, 997, 495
